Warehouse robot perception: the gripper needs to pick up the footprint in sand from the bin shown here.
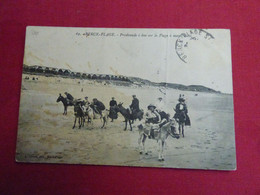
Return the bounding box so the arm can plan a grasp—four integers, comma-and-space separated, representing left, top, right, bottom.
191, 145, 201, 148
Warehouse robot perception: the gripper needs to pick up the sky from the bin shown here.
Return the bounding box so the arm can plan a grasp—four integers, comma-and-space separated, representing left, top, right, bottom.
24, 27, 233, 93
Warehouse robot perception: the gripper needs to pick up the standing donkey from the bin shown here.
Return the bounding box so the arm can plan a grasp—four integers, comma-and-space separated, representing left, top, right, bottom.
56, 94, 74, 115
137, 119, 179, 161
116, 103, 143, 131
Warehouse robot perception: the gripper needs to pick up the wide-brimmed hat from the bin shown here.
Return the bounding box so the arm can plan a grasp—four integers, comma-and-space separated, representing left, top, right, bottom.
93, 98, 97, 101
158, 97, 163, 100
132, 95, 136, 98
147, 104, 156, 109
112, 97, 115, 99
84, 96, 88, 99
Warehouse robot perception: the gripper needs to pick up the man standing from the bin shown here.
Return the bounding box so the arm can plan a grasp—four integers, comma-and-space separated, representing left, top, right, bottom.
130, 95, 139, 116
109, 97, 118, 122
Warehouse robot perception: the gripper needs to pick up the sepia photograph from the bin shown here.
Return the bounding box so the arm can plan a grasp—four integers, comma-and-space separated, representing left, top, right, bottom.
16, 26, 236, 170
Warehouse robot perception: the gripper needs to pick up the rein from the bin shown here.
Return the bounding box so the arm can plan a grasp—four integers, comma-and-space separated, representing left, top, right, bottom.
164, 121, 179, 139
166, 128, 178, 139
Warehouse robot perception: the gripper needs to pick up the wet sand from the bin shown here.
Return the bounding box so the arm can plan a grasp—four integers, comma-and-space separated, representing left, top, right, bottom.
16, 74, 236, 170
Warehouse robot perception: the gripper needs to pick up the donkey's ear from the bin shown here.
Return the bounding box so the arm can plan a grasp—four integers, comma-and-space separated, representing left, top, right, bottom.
59, 93, 61, 96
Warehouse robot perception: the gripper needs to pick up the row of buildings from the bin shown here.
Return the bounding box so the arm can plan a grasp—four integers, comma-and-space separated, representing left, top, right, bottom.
23, 65, 131, 81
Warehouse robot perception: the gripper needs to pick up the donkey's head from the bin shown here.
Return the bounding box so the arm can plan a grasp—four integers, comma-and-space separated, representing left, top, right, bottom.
56, 93, 62, 102
117, 102, 123, 107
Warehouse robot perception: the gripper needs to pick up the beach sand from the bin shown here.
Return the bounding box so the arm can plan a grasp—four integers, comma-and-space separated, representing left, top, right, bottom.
16, 74, 236, 170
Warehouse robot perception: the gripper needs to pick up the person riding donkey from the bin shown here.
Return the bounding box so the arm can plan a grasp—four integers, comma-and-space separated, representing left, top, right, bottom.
129, 95, 140, 117
109, 97, 118, 122
64, 92, 74, 105
155, 97, 164, 112
174, 94, 191, 126
145, 104, 168, 139
92, 98, 106, 117
155, 97, 169, 121
81, 96, 90, 110
80, 96, 94, 123
80, 96, 90, 113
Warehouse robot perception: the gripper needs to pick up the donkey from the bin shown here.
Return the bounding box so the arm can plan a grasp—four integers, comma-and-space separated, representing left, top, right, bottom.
173, 111, 191, 137
116, 103, 143, 131
72, 102, 85, 129
99, 109, 109, 128
83, 104, 94, 126
56, 94, 74, 115
90, 105, 109, 128
137, 119, 179, 161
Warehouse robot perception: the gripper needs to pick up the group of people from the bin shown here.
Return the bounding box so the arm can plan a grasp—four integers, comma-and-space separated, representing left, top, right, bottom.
63, 92, 190, 135
64, 92, 106, 116
64, 92, 141, 120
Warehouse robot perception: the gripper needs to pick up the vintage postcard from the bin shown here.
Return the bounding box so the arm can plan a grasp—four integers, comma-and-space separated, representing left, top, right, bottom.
16, 26, 236, 170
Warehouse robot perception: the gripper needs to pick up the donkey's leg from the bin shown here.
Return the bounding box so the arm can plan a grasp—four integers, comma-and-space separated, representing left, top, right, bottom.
182, 123, 185, 137
101, 116, 106, 128
82, 117, 85, 127
65, 106, 67, 115
124, 119, 127, 131
91, 115, 94, 126
161, 140, 165, 161
158, 140, 162, 161
104, 115, 108, 128
104, 116, 107, 128
89, 115, 93, 126
78, 117, 81, 129
178, 124, 181, 135
142, 135, 147, 155
72, 117, 76, 129
129, 120, 132, 131
101, 118, 104, 128
138, 133, 143, 154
